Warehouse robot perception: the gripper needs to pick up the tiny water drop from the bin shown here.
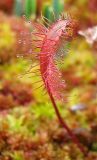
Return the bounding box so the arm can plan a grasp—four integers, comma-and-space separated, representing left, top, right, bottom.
29, 49, 32, 54
16, 54, 23, 58
18, 40, 21, 44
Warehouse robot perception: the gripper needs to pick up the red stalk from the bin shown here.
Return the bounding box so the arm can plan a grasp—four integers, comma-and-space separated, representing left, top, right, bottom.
47, 85, 87, 156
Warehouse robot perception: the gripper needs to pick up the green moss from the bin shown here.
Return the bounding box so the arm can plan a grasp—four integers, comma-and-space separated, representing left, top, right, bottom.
92, 143, 97, 151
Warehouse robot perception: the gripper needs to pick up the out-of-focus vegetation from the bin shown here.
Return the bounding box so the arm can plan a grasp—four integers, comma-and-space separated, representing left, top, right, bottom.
0, 0, 97, 159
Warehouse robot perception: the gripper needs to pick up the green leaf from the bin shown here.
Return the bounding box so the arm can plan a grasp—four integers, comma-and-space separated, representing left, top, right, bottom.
14, 0, 22, 16
52, 0, 64, 19
24, 0, 37, 19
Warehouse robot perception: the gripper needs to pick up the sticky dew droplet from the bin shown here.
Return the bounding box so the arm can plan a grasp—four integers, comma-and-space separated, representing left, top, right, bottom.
18, 40, 21, 44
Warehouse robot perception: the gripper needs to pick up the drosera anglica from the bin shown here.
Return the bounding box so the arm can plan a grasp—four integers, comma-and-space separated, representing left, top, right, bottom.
17, 14, 87, 156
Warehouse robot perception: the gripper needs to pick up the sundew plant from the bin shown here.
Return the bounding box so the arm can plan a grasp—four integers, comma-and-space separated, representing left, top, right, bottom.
17, 14, 86, 156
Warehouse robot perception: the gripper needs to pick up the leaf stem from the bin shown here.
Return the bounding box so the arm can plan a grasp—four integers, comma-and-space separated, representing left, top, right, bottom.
47, 86, 87, 156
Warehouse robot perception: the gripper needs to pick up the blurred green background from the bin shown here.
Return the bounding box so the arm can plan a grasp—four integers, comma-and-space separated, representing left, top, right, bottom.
0, 0, 97, 159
